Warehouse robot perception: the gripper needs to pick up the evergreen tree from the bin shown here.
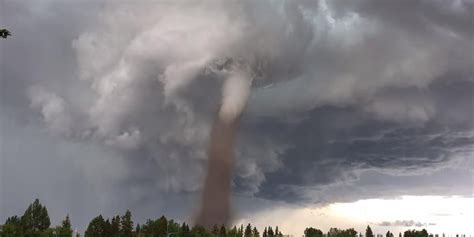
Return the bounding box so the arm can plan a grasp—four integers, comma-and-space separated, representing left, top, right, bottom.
104, 219, 113, 237
85, 215, 106, 237
237, 225, 243, 237
156, 215, 168, 237
267, 227, 274, 237
219, 225, 227, 237
111, 215, 121, 236
191, 225, 210, 237
57, 215, 73, 237
252, 227, 259, 237
228, 226, 238, 237
263, 228, 267, 237
403, 229, 428, 237
305, 228, 323, 237
244, 224, 252, 237
21, 199, 51, 236
2, 215, 23, 236
168, 219, 180, 236
343, 228, 358, 237
110, 215, 121, 237
181, 222, 191, 237
212, 225, 220, 236
275, 227, 280, 237
365, 226, 374, 237
136, 224, 141, 235
122, 210, 134, 237
386, 231, 394, 237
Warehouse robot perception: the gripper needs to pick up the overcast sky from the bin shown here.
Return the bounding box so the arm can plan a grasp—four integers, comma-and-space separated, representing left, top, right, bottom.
1, 0, 473, 235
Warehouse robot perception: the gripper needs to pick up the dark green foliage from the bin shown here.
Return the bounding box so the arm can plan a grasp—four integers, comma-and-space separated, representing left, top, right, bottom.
103, 219, 113, 237
179, 222, 191, 237
274, 227, 280, 237
21, 199, 51, 236
178, 222, 191, 237
212, 225, 220, 236
327, 228, 357, 237
365, 226, 374, 237
267, 227, 273, 237
136, 224, 141, 234
386, 231, 394, 237
2, 216, 23, 237
56, 215, 73, 237
251, 227, 259, 237
237, 225, 243, 237
111, 215, 121, 236
403, 229, 428, 237
244, 224, 252, 237
122, 210, 134, 237
191, 225, 210, 237
219, 225, 227, 237
228, 226, 238, 237
305, 228, 323, 237
168, 219, 180, 236
156, 216, 168, 237
85, 215, 106, 237
139, 216, 167, 237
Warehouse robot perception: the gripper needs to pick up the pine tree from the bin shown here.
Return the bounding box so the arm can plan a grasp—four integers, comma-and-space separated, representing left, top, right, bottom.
157, 215, 168, 237
212, 225, 220, 236
58, 215, 73, 237
237, 225, 243, 237
122, 210, 134, 237
136, 224, 141, 235
252, 227, 260, 237
244, 224, 252, 237
21, 199, 51, 236
267, 227, 274, 237
219, 225, 227, 237
2, 215, 23, 236
365, 226, 374, 237
111, 215, 121, 236
304, 228, 323, 237
85, 215, 106, 237
229, 226, 238, 237
181, 222, 191, 237
104, 219, 113, 237
263, 228, 267, 237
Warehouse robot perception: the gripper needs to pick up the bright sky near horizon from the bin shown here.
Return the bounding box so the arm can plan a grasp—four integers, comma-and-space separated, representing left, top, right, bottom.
237, 196, 474, 236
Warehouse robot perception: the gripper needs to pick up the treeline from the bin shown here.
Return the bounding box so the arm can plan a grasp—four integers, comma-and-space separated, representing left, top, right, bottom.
0, 199, 434, 237
304, 227, 430, 237
0, 199, 72, 237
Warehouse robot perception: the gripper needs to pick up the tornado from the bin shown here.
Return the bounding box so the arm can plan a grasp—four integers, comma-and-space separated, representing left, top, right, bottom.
195, 69, 251, 228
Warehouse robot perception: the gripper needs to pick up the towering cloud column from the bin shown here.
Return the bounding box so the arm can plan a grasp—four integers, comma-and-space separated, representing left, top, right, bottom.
196, 69, 251, 227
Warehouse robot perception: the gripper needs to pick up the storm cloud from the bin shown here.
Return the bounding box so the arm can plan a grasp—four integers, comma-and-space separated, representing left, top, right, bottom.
1, 0, 473, 230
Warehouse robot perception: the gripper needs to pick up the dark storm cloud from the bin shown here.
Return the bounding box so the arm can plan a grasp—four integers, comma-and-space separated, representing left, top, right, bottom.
1, 0, 473, 229
252, 78, 474, 201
